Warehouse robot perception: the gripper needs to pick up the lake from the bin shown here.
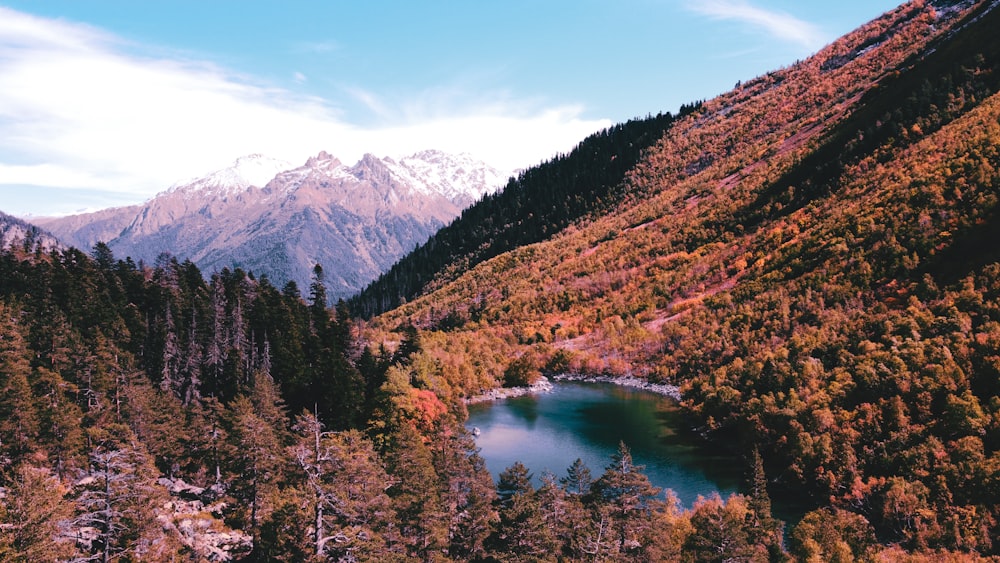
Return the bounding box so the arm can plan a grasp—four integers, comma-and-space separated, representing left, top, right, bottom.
466, 381, 744, 508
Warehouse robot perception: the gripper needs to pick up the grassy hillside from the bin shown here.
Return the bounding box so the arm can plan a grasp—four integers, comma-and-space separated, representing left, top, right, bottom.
367, 0, 1000, 553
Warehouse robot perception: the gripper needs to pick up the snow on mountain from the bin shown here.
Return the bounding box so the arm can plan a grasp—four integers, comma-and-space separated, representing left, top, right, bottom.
37, 149, 508, 301
170, 154, 294, 199
383, 150, 507, 203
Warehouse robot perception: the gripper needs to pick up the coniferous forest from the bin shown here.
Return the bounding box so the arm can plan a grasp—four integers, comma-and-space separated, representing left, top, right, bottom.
4, 0, 1000, 561
0, 244, 790, 561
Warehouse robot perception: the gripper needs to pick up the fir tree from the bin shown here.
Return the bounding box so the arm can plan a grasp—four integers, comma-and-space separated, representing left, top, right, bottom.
590, 442, 663, 557
561, 457, 594, 496
0, 464, 77, 562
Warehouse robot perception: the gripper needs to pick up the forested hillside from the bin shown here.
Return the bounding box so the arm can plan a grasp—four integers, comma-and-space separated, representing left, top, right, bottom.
363, 0, 1000, 558
0, 241, 869, 561
350, 107, 700, 318
4, 0, 1000, 560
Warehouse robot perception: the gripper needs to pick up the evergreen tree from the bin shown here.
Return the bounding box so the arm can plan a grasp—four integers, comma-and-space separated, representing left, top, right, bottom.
0, 305, 39, 463
32, 366, 85, 478
0, 464, 77, 561
492, 464, 558, 560
309, 263, 328, 314
72, 424, 181, 562
432, 426, 497, 560
291, 411, 396, 561
536, 471, 590, 560
561, 457, 594, 496
590, 442, 663, 558
746, 446, 783, 558
225, 395, 285, 549
180, 309, 203, 406
382, 423, 449, 560
496, 461, 533, 505
396, 324, 422, 365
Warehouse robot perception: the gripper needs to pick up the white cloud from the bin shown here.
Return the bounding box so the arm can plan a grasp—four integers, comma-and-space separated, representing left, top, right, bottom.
686, 0, 827, 52
0, 7, 609, 214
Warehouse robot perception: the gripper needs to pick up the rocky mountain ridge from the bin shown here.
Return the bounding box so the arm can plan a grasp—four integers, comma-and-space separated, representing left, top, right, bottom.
0, 210, 62, 253
36, 150, 507, 300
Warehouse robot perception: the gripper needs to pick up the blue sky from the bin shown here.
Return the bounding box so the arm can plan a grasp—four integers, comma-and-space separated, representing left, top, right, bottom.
0, 1, 902, 216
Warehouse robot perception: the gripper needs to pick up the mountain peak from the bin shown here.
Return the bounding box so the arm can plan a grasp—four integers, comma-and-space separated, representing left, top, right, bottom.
170, 154, 293, 198
305, 151, 341, 168
384, 149, 507, 203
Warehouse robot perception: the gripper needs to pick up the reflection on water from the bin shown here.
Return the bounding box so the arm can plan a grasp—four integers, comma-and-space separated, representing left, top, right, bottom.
467, 382, 743, 508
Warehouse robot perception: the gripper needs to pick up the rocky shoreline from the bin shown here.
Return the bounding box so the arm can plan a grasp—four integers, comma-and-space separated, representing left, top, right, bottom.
552, 373, 682, 401
464, 373, 682, 404
464, 376, 555, 404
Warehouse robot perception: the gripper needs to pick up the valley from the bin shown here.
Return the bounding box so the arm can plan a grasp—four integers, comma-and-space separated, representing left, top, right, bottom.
2, 0, 1000, 560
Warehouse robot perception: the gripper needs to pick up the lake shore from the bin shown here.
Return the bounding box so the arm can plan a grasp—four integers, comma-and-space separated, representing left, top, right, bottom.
464, 376, 554, 404
552, 373, 682, 401
464, 373, 681, 404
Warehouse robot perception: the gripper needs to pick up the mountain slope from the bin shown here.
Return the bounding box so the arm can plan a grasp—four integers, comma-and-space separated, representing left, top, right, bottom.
37, 150, 506, 300
0, 210, 62, 253
367, 0, 1000, 552
349, 110, 694, 317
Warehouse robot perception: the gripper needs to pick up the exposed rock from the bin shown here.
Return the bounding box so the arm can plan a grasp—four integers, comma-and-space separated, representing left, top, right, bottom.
35, 150, 507, 301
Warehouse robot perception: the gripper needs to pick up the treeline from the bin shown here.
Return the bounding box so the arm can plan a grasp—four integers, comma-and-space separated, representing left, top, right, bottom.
349, 104, 701, 318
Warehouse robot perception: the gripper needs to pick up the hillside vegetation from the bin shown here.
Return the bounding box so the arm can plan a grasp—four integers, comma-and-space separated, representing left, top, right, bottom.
2, 0, 1000, 560
349, 108, 699, 317
364, 0, 1000, 555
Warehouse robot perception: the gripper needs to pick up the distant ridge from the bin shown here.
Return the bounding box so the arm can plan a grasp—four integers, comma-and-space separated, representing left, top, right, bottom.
36, 150, 507, 300
0, 210, 62, 253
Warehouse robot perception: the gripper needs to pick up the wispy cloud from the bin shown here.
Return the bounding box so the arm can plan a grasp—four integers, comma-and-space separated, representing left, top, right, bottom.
686, 0, 827, 52
0, 7, 608, 214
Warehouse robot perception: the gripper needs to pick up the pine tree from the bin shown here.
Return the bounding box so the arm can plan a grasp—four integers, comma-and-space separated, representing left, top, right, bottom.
432, 426, 497, 560
493, 462, 556, 560
205, 276, 229, 395
536, 471, 590, 560
32, 366, 85, 478
181, 309, 203, 406
0, 464, 77, 562
72, 424, 181, 562
309, 263, 328, 316
0, 305, 39, 463
746, 446, 783, 558
561, 457, 594, 496
159, 302, 180, 396
590, 442, 663, 557
291, 411, 396, 560
496, 461, 533, 505
225, 395, 285, 548
382, 423, 448, 560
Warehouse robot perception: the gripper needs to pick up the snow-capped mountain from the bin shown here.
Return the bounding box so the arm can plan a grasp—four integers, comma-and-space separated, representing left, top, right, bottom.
167, 154, 294, 199
36, 150, 508, 300
383, 150, 509, 202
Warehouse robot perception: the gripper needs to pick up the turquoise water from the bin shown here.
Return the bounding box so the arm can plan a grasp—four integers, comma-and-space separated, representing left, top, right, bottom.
466, 382, 743, 508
